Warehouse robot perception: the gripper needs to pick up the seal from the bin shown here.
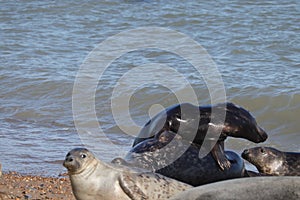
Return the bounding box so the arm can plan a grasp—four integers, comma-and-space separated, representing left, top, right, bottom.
133, 102, 267, 170
170, 176, 300, 200
116, 131, 245, 186
63, 148, 192, 200
242, 146, 300, 176
0, 163, 2, 177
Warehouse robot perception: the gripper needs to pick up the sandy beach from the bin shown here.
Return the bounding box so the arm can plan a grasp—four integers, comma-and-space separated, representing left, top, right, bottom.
0, 172, 75, 200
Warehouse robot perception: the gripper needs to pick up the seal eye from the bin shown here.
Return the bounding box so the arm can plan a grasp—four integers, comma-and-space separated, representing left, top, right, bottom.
81, 154, 87, 159
260, 148, 266, 154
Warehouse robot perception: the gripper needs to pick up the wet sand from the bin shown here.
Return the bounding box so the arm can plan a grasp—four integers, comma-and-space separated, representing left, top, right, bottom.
0, 172, 75, 200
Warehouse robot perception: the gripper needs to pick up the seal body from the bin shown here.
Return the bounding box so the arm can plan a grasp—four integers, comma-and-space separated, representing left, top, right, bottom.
63, 148, 192, 200
133, 102, 267, 170
170, 177, 300, 200
120, 131, 245, 186
242, 146, 300, 176
133, 102, 267, 146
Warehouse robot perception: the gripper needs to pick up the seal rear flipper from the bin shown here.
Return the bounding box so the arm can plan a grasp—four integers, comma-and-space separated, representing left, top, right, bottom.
119, 174, 148, 200
211, 144, 231, 170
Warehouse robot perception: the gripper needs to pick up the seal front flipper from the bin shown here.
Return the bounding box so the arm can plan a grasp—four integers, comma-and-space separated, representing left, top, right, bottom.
211, 143, 231, 170
119, 174, 147, 200
120, 172, 192, 200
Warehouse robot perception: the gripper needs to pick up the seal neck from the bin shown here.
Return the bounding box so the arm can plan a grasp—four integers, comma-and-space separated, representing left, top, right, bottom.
70, 159, 100, 178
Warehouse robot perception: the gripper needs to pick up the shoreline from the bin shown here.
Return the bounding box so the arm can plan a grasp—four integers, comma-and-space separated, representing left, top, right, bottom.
0, 171, 75, 200
1, 171, 299, 200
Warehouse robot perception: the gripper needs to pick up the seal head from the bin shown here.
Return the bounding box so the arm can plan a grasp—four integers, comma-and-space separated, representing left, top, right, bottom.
63, 148, 98, 175
242, 146, 300, 176
220, 103, 268, 143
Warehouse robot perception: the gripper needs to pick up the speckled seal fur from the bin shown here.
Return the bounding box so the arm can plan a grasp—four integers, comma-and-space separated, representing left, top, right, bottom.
63, 148, 192, 200
116, 131, 245, 186
242, 146, 300, 176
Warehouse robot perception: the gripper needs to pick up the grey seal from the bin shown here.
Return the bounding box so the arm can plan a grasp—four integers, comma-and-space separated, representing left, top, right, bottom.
116, 131, 245, 186
170, 176, 300, 200
242, 146, 300, 176
133, 102, 267, 170
63, 148, 192, 200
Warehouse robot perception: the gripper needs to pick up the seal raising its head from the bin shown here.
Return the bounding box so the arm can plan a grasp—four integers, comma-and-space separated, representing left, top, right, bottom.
242, 146, 300, 176
133, 102, 267, 170
63, 148, 192, 200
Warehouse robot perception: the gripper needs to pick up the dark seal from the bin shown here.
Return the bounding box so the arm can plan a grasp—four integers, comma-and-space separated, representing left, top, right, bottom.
114, 131, 245, 186
133, 102, 267, 170
242, 146, 300, 176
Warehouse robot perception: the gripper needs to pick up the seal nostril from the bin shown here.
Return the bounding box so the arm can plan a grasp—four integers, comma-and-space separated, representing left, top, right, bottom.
66, 157, 73, 162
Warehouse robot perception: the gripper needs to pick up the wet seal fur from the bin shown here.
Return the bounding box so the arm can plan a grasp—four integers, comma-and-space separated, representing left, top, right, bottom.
133, 102, 267, 170
63, 148, 192, 200
116, 131, 245, 186
242, 146, 300, 176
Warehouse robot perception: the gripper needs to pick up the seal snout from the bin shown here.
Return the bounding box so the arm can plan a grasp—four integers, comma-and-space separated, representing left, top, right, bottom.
247, 126, 268, 143
65, 155, 74, 163
241, 149, 250, 159
257, 127, 268, 142
63, 153, 75, 169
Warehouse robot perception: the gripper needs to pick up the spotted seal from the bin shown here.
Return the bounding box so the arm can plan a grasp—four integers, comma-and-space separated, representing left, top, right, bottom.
133, 102, 267, 170
242, 146, 300, 176
63, 148, 192, 200
115, 131, 245, 186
